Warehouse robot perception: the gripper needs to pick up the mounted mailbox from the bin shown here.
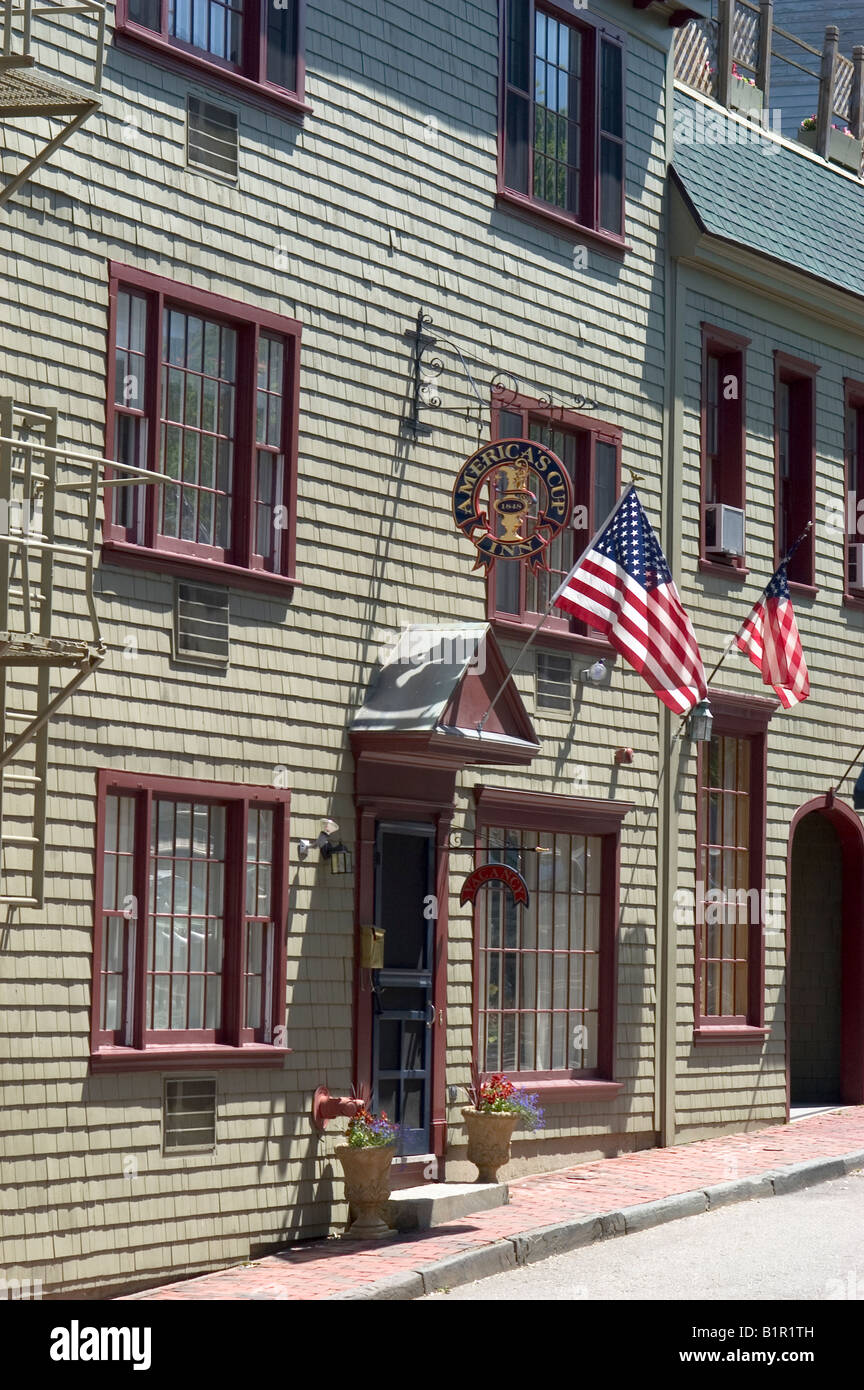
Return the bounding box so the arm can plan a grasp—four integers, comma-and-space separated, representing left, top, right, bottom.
359, 925, 385, 969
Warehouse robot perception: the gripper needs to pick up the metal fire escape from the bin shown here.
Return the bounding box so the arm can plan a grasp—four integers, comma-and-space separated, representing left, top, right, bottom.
0, 0, 105, 207
0, 402, 165, 907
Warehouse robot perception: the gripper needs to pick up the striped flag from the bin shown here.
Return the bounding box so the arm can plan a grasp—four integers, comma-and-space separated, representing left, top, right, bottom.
553, 487, 707, 716
735, 561, 810, 708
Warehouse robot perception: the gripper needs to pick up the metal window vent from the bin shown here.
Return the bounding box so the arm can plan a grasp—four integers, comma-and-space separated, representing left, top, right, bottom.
173, 582, 230, 666
164, 1078, 217, 1151
187, 96, 239, 179
536, 652, 572, 711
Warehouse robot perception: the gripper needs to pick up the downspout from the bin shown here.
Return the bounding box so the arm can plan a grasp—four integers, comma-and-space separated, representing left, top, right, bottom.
655, 54, 686, 1149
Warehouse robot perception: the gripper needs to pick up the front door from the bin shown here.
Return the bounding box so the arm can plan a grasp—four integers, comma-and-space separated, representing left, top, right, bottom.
372, 822, 436, 1156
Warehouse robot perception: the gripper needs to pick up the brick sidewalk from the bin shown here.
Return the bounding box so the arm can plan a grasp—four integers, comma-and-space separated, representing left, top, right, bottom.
123, 1107, 864, 1301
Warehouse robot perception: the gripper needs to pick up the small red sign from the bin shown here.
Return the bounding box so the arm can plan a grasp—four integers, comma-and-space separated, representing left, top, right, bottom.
459, 862, 530, 908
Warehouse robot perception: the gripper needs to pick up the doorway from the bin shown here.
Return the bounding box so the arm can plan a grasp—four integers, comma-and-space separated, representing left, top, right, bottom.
371, 822, 436, 1156
787, 796, 864, 1110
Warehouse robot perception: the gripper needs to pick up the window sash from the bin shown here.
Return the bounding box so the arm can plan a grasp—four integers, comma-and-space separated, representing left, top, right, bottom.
697, 736, 753, 1021
775, 366, 815, 584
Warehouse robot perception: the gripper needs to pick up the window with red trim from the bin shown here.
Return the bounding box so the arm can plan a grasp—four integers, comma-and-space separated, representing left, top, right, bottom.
487, 395, 620, 639
775, 355, 816, 587
845, 383, 864, 593
106, 265, 299, 585
701, 326, 747, 569
500, 1, 625, 239
696, 731, 765, 1029
93, 772, 290, 1063
117, 0, 304, 106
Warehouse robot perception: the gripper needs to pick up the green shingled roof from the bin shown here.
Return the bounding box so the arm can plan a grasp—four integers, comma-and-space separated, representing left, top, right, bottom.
672, 90, 864, 300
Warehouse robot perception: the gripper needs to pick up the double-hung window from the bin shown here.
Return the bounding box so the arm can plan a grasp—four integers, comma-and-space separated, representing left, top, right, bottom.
701, 325, 748, 570
774, 353, 817, 588
117, 0, 305, 108
694, 692, 772, 1041
487, 394, 620, 643
106, 264, 300, 591
500, 1, 625, 239
473, 788, 627, 1094
845, 381, 864, 596
92, 772, 290, 1068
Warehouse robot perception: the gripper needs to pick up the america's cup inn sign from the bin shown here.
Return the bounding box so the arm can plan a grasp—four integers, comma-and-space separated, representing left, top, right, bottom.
451, 438, 573, 574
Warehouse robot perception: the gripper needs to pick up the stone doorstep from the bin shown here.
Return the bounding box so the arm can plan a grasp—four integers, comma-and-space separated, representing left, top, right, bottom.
386, 1181, 509, 1231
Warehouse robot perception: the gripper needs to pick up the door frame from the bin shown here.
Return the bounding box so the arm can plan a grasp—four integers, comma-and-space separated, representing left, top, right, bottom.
355, 796, 452, 1175
786, 793, 864, 1116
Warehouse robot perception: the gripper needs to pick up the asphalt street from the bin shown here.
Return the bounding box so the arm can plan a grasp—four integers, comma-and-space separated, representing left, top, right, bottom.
420, 1171, 864, 1301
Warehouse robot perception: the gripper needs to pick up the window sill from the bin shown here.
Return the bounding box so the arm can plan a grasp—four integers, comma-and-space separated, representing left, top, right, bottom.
91, 1045, 292, 1072
844, 590, 864, 613
491, 617, 613, 657
115, 24, 312, 121
692, 1026, 769, 1045
495, 189, 628, 254
698, 557, 749, 580
788, 580, 818, 599
497, 1080, 622, 1103
101, 539, 300, 597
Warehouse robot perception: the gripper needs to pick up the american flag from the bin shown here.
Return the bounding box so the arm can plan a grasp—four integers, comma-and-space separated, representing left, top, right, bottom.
553, 487, 707, 716
735, 561, 810, 708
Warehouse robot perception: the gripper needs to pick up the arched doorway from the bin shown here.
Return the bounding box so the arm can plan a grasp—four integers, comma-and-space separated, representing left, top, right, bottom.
787, 796, 864, 1111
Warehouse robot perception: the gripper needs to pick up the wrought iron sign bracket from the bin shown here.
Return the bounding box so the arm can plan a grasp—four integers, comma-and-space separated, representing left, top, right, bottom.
405, 307, 598, 440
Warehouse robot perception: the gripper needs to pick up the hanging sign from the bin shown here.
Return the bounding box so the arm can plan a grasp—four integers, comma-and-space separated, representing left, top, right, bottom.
459, 862, 530, 908
451, 437, 573, 575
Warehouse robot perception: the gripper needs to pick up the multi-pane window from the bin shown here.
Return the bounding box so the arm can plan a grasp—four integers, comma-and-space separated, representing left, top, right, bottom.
775, 358, 816, 585
701, 328, 747, 565
478, 826, 604, 1075
93, 775, 289, 1059
695, 726, 771, 1030
160, 308, 236, 555
123, 0, 301, 99
845, 392, 864, 591
501, 1, 625, 236
488, 400, 619, 632
106, 266, 300, 584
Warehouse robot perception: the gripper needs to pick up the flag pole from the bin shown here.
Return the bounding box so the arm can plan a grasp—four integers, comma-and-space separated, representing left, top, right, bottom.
703, 520, 813, 692
475, 484, 636, 735
834, 740, 864, 795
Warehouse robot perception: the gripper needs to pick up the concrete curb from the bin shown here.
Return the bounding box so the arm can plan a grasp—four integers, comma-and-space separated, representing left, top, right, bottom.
326, 1147, 864, 1300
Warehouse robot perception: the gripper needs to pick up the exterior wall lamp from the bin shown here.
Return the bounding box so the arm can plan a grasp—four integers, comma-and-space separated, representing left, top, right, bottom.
298, 819, 352, 873
687, 698, 714, 743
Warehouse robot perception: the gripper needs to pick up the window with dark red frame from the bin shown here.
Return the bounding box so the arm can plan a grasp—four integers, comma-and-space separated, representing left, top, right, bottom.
696, 723, 767, 1034
106, 264, 299, 586
92, 772, 290, 1065
845, 382, 864, 593
473, 789, 627, 1086
775, 354, 817, 587
701, 325, 747, 568
487, 396, 620, 639
117, 0, 304, 106
500, 0, 625, 238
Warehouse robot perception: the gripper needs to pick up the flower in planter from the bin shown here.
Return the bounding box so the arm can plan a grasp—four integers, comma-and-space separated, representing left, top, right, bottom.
463, 1068, 545, 1132
345, 1105, 401, 1148
800, 115, 817, 131
731, 63, 756, 87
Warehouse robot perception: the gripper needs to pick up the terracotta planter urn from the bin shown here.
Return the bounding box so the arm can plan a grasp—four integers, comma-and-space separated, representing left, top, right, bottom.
462, 1108, 518, 1183
335, 1144, 396, 1240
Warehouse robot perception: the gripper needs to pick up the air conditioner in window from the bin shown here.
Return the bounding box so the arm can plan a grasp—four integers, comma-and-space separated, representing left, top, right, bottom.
704, 503, 745, 559
849, 543, 864, 589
